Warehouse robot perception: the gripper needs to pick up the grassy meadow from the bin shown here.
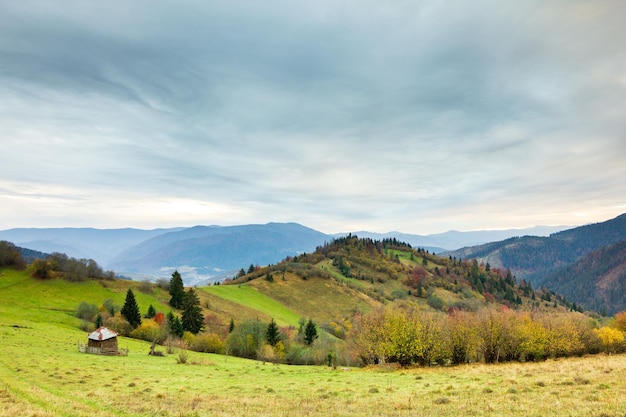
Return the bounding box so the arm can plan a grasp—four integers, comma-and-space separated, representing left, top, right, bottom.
2, 268, 626, 416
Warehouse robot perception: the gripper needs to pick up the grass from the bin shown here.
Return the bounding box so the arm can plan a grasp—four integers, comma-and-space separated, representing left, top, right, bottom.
202, 283, 302, 326
3, 268, 626, 416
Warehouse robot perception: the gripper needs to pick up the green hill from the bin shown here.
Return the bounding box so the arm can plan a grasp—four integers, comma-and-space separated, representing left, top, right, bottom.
225, 235, 569, 315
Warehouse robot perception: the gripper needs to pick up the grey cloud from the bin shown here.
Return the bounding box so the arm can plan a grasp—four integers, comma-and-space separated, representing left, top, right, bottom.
1, 0, 624, 232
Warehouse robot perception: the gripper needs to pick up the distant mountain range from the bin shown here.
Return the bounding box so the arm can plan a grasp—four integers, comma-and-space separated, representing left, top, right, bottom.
444, 213, 626, 283
0, 223, 569, 285
443, 213, 626, 314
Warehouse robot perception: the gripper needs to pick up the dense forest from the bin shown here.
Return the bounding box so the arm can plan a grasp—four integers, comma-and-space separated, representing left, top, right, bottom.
445, 213, 626, 287
543, 239, 626, 315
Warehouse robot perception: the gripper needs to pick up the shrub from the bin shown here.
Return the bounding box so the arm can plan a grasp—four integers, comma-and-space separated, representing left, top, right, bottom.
226, 320, 266, 359
101, 299, 118, 316
130, 320, 166, 343
76, 302, 99, 322
177, 350, 189, 364
191, 333, 225, 354
104, 315, 133, 337
138, 280, 153, 294
427, 293, 445, 310
155, 278, 170, 291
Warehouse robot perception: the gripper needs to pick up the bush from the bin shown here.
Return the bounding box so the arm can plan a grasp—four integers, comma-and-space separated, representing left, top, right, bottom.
285, 344, 314, 365
226, 320, 266, 359
130, 320, 166, 343
101, 299, 118, 316
104, 315, 133, 337
427, 293, 445, 310
138, 280, 153, 294
191, 333, 225, 354
177, 350, 189, 364
76, 302, 99, 321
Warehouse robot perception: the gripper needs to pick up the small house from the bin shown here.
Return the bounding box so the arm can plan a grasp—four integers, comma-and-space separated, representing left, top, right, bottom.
79, 327, 127, 356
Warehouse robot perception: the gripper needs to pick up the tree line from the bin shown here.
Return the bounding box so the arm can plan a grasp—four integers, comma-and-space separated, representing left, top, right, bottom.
353, 301, 626, 366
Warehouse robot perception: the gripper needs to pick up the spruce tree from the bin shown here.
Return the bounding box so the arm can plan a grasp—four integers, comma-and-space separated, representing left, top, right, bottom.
181, 288, 204, 334
172, 315, 184, 338
229, 318, 235, 333
304, 319, 318, 345
169, 270, 185, 309
265, 318, 281, 346
95, 313, 103, 329
145, 304, 156, 318
121, 288, 142, 329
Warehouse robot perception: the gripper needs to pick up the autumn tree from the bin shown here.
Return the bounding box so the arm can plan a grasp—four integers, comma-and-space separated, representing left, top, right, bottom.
0, 241, 26, 269
169, 270, 185, 309
153, 311, 166, 326
121, 288, 142, 329
181, 288, 204, 334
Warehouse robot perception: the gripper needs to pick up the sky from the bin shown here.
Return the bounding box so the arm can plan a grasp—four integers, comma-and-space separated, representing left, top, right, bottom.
1, 0, 625, 235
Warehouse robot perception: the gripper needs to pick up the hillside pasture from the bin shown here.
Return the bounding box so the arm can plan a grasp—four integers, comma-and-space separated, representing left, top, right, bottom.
2, 319, 626, 416
2, 268, 626, 416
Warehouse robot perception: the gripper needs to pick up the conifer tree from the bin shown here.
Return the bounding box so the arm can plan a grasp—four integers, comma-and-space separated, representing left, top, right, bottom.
121, 288, 142, 329
304, 319, 318, 345
145, 304, 156, 318
172, 315, 184, 338
229, 318, 235, 333
169, 270, 185, 309
181, 288, 204, 334
265, 318, 281, 346
95, 313, 103, 329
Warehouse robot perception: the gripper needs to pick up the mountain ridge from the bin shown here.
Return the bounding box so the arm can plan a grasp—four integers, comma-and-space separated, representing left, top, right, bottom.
443, 213, 626, 287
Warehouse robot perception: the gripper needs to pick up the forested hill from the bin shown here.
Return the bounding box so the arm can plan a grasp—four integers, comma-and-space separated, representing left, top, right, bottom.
442, 213, 626, 286
542, 239, 626, 315
230, 235, 575, 313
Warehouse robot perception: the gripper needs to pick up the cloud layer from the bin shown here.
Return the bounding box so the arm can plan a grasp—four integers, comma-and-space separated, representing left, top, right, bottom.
1, 0, 625, 233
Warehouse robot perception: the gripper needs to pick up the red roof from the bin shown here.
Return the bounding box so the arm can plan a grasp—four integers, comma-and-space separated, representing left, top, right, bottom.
88, 327, 118, 341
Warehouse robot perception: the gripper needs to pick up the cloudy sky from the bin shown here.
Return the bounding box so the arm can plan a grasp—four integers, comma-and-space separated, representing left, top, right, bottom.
1, 0, 625, 234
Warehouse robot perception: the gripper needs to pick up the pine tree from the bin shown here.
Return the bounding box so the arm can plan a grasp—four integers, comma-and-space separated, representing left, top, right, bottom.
121, 288, 142, 329
181, 288, 204, 334
304, 319, 318, 345
95, 313, 103, 329
169, 270, 185, 309
145, 304, 156, 318
172, 315, 184, 338
229, 318, 235, 333
265, 318, 281, 346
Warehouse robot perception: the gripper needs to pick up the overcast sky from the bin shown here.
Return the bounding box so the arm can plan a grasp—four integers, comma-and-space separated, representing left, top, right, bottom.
1, 0, 625, 234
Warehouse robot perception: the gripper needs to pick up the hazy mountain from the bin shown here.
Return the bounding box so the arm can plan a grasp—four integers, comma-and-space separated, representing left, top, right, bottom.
542, 239, 626, 315
337, 225, 569, 253
107, 222, 329, 285
0, 227, 184, 264
0, 222, 575, 286
443, 213, 626, 286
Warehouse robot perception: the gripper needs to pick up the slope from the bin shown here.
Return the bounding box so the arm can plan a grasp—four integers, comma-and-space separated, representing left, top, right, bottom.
226, 235, 570, 319
542, 239, 626, 315
443, 212, 626, 285
108, 222, 329, 284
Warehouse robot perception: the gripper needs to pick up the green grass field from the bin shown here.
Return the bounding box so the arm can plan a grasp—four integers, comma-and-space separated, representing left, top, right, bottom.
202, 283, 302, 326
2, 269, 626, 416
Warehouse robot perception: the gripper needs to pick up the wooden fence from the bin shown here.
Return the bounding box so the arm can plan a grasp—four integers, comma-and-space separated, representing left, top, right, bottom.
78, 342, 128, 356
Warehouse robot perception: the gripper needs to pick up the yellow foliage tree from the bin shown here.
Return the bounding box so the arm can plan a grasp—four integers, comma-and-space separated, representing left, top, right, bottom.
594, 326, 625, 354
